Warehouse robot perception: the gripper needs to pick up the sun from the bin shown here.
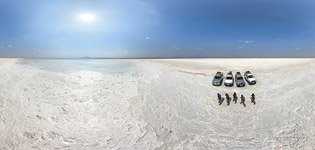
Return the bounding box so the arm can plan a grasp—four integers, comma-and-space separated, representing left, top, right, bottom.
78, 13, 96, 23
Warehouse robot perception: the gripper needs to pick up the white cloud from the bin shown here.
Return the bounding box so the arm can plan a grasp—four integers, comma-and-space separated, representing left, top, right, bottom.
172, 45, 181, 50
296, 48, 302, 51
239, 40, 254, 44
145, 36, 151, 40
244, 40, 254, 44
33, 48, 41, 51
237, 40, 254, 50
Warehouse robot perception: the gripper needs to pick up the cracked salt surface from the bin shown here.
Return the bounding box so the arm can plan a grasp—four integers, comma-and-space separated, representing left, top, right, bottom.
0, 59, 315, 149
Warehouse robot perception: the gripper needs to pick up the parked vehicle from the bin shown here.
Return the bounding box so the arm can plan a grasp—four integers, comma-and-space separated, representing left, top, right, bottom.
224, 71, 234, 86
235, 72, 246, 87
244, 71, 257, 85
212, 72, 224, 86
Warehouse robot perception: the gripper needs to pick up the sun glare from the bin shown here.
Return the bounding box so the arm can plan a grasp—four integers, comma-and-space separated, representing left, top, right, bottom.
78, 13, 96, 23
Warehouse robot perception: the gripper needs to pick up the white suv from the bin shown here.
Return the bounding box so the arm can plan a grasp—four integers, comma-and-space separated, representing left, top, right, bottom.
244, 71, 257, 85
224, 71, 234, 86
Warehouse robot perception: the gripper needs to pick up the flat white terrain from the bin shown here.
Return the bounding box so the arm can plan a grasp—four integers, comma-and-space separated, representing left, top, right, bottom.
0, 58, 314, 149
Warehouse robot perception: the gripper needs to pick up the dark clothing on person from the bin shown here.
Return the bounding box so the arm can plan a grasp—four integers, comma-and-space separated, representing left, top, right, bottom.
233, 92, 237, 104
227, 97, 231, 106
240, 95, 246, 107
218, 93, 222, 105
217, 93, 225, 105
251, 93, 256, 105
217, 93, 221, 101
225, 93, 231, 106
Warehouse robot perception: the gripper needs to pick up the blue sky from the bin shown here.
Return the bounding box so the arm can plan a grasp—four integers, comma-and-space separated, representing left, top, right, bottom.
0, 0, 315, 58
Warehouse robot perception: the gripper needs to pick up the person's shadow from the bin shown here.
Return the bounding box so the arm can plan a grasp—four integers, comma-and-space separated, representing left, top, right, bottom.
219, 98, 225, 105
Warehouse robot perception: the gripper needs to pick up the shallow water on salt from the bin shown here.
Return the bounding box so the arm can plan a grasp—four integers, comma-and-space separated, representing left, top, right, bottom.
18, 59, 134, 74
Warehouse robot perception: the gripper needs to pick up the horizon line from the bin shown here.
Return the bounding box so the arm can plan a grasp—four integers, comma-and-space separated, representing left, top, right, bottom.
1, 57, 315, 59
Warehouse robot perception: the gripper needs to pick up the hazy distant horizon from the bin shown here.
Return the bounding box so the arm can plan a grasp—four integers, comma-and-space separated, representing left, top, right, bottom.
1, 56, 315, 59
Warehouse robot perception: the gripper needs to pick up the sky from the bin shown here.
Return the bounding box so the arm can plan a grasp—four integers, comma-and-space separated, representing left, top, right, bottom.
0, 0, 315, 58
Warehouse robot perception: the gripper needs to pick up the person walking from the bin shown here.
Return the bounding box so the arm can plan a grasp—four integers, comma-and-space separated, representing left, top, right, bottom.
233, 92, 237, 104
226, 93, 231, 106
240, 95, 246, 107
251, 93, 256, 105
217, 93, 221, 101
218, 93, 224, 105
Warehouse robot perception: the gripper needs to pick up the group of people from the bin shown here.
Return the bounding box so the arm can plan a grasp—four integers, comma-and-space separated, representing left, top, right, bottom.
217, 92, 255, 107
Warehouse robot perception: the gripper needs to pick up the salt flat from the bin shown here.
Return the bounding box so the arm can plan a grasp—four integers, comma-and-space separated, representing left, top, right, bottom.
0, 58, 16, 64
0, 59, 314, 149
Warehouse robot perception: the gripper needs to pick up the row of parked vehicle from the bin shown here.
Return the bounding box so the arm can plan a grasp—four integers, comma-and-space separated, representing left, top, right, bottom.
212, 71, 256, 87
